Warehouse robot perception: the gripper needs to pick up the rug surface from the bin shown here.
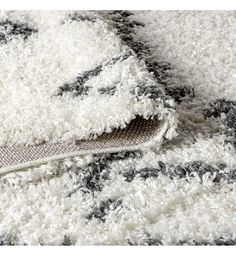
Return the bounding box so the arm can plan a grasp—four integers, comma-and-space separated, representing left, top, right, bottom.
0, 10, 236, 245
0, 11, 176, 146
0, 10, 176, 173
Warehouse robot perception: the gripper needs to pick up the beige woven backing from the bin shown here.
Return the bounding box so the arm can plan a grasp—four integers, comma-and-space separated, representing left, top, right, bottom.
0, 116, 162, 173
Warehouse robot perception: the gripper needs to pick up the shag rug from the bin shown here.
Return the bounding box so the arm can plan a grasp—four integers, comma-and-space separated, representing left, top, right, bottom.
0, 10, 236, 245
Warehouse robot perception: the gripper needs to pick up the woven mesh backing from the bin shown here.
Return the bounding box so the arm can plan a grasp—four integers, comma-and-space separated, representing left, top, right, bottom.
0, 116, 161, 170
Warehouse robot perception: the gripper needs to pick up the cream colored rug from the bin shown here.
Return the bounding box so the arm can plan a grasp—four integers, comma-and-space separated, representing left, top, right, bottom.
0, 10, 235, 245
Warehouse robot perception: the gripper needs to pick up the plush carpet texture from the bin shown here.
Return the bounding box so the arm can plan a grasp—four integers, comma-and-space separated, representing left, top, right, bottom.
0, 11, 176, 147
0, 10, 236, 245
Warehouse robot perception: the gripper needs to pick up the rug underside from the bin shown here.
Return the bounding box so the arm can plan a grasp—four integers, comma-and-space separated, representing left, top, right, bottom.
0, 116, 163, 174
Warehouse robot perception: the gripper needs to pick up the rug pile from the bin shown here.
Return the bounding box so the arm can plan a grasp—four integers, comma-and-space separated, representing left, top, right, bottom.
0, 10, 235, 245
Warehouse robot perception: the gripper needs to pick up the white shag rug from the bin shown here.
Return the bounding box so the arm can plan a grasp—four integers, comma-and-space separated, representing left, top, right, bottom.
0, 10, 236, 245
0, 10, 175, 147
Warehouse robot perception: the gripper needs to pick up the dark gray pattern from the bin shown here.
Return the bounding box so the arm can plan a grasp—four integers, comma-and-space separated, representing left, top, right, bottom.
0, 20, 37, 44
135, 83, 164, 101
56, 81, 91, 98
204, 99, 236, 147
55, 52, 132, 97
0, 234, 17, 246
62, 235, 72, 246
107, 11, 195, 103
128, 234, 236, 246
2, 232, 235, 246
66, 151, 142, 196
93, 150, 142, 163
87, 198, 122, 222
204, 99, 236, 118
225, 109, 236, 146
164, 86, 195, 104
182, 237, 236, 246
66, 162, 110, 195
123, 161, 236, 183
56, 10, 188, 106
66, 151, 235, 199
134, 82, 174, 109
55, 65, 101, 97
68, 13, 98, 23
98, 85, 117, 95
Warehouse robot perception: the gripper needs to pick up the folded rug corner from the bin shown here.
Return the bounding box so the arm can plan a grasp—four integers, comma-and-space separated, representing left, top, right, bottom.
0, 10, 178, 173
